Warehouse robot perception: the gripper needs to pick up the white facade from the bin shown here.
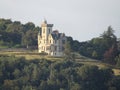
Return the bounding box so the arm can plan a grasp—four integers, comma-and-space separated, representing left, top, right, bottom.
38, 20, 66, 57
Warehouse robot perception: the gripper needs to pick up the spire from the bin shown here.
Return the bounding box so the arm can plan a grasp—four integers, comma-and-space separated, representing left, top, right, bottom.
43, 18, 47, 24
41, 18, 47, 26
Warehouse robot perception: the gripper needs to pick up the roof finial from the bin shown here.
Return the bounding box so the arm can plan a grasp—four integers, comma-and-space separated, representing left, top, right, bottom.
43, 18, 47, 24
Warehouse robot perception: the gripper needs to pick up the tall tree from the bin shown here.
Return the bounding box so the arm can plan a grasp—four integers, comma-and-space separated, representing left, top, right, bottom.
101, 26, 117, 49
102, 26, 118, 64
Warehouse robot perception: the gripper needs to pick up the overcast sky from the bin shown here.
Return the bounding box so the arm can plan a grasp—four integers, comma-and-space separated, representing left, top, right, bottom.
0, 0, 120, 41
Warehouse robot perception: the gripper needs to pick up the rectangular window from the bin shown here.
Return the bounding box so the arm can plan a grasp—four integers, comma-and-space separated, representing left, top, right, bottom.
62, 40, 65, 44
43, 28, 45, 33
55, 46, 57, 51
59, 46, 61, 52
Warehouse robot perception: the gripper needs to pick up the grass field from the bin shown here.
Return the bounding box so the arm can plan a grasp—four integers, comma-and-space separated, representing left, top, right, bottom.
0, 50, 120, 76
77, 60, 120, 76
0, 51, 63, 61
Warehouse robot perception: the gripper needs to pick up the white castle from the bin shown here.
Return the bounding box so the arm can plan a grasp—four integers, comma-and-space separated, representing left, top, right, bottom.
38, 20, 67, 56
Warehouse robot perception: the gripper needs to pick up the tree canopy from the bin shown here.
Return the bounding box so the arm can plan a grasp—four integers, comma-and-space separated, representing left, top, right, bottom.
0, 55, 120, 90
0, 18, 41, 48
67, 26, 119, 65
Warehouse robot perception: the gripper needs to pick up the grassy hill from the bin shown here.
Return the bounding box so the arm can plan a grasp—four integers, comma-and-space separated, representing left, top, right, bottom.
0, 50, 120, 76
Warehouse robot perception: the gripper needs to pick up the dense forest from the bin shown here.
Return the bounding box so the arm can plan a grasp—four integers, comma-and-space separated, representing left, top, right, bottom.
0, 56, 120, 90
0, 18, 40, 48
67, 26, 120, 66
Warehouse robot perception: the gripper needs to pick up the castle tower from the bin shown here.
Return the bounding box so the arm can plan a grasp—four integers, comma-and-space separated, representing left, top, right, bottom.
38, 20, 66, 56
41, 19, 53, 41
38, 20, 54, 53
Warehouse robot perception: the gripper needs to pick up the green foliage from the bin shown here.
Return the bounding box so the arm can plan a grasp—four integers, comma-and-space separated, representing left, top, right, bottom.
67, 26, 119, 65
64, 41, 76, 61
108, 76, 120, 90
0, 56, 119, 90
67, 37, 80, 52
70, 83, 81, 90
92, 50, 98, 58
116, 54, 120, 68
0, 18, 40, 48
21, 30, 38, 48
